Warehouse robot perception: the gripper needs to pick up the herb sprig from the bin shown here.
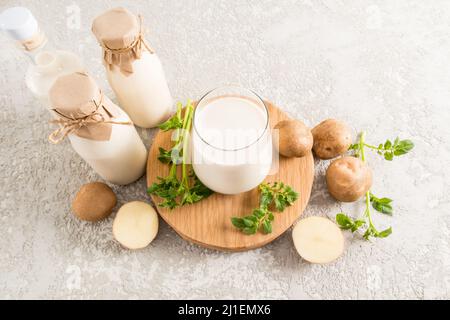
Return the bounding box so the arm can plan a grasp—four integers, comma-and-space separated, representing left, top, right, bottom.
148, 101, 213, 209
350, 137, 414, 161
336, 132, 414, 239
231, 182, 298, 235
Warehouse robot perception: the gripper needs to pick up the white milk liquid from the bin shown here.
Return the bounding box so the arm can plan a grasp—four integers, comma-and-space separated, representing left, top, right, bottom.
68, 108, 147, 185
26, 50, 83, 107
192, 96, 272, 194
106, 51, 172, 128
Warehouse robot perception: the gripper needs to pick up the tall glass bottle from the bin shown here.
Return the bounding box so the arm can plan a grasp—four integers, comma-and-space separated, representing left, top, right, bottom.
48, 72, 147, 185
92, 7, 173, 128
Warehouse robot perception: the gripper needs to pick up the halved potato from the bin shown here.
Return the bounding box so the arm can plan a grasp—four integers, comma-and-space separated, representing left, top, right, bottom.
113, 201, 159, 250
292, 216, 344, 264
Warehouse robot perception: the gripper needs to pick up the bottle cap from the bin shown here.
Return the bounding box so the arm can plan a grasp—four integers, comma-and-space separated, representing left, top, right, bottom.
48, 72, 126, 143
92, 7, 154, 75
0, 6, 39, 40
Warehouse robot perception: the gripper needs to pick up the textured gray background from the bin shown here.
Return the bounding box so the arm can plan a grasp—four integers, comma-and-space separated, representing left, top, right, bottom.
1, 0, 449, 299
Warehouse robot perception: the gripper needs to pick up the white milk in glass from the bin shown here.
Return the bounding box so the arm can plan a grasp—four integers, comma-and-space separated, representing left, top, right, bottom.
192, 90, 272, 195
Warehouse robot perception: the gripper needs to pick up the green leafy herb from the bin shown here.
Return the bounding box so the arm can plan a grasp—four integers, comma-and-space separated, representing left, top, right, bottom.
335, 213, 365, 232
369, 192, 393, 215
337, 131, 413, 240
231, 182, 298, 235
158, 102, 183, 131
363, 224, 392, 240
360, 137, 414, 161
147, 165, 180, 209
148, 100, 213, 209
157, 147, 175, 164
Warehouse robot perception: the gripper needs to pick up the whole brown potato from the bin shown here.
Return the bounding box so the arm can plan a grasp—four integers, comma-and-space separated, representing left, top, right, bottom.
72, 182, 117, 221
274, 120, 313, 157
312, 119, 352, 159
326, 156, 372, 202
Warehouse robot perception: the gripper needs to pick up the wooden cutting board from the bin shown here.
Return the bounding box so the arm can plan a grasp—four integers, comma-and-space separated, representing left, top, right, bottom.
146, 101, 314, 251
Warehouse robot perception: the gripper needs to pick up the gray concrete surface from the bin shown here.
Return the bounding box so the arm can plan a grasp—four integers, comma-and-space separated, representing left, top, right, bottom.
0, 0, 449, 299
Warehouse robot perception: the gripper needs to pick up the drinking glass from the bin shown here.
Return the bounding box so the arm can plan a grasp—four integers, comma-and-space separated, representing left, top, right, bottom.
191, 86, 272, 194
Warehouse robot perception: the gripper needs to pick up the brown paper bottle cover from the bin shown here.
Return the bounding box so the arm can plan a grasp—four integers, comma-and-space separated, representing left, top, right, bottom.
91, 7, 154, 76
48, 71, 131, 143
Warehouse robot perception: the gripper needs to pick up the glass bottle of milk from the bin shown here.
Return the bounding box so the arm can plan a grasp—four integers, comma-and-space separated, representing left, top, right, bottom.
0, 6, 83, 107
92, 7, 173, 129
48, 72, 147, 185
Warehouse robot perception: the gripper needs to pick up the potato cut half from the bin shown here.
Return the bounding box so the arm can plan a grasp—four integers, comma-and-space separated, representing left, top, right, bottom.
292, 216, 344, 264
113, 201, 159, 250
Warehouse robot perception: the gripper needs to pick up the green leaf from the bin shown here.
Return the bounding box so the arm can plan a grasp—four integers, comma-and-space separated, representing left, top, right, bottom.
285, 189, 299, 204
384, 152, 394, 161
274, 196, 285, 211
372, 201, 393, 215
158, 114, 183, 131
384, 139, 392, 150
147, 183, 159, 194
181, 190, 204, 205
243, 217, 255, 227
393, 140, 414, 156
252, 208, 265, 219
262, 220, 272, 234
398, 139, 414, 150
336, 213, 365, 232
190, 192, 204, 204
157, 147, 173, 163
352, 219, 365, 232
377, 197, 392, 204
191, 174, 213, 200
231, 217, 245, 229
377, 227, 392, 238
369, 193, 392, 203
363, 225, 379, 240
336, 213, 353, 229
370, 193, 393, 214
159, 197, 178, 209
260, 192, 273, 208
243, 226, 257, 235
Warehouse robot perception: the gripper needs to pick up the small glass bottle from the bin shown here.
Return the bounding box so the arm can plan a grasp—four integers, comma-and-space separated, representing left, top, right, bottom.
92, 7, 173, 128
48, 72, 147, 185
0, 6, 83, 107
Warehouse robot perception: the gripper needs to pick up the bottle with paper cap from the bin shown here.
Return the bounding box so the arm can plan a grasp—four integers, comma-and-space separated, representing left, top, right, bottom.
48, 72, 147, 185
92, 7, 173, 128
0, 6, 83, 106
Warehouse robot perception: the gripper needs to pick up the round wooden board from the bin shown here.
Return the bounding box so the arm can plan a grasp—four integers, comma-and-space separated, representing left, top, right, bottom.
147, 101, 314, 251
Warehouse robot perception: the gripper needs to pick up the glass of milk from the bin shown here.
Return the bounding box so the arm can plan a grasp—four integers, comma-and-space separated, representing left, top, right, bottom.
192, 86, 272, 195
